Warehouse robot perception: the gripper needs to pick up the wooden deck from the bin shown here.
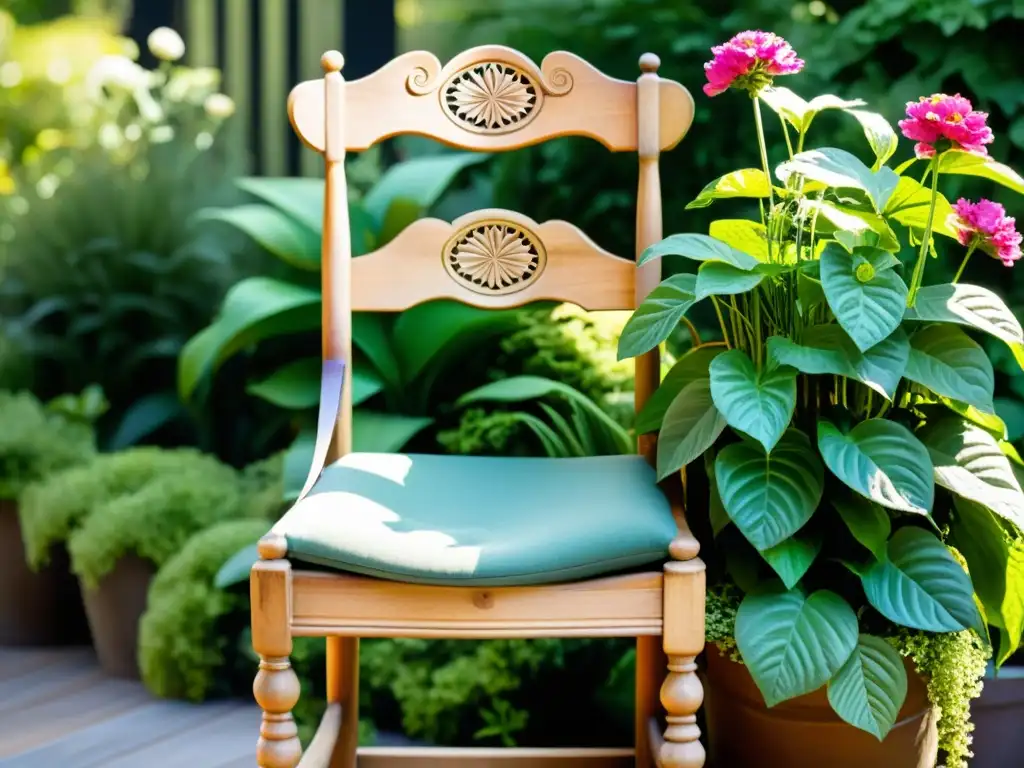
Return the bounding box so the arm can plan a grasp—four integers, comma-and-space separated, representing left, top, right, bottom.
0, 647, 260, 767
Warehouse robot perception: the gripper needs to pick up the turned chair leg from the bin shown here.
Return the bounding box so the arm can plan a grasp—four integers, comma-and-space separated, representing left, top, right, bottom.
660, 560, 706, 768
252, 538, 302, 768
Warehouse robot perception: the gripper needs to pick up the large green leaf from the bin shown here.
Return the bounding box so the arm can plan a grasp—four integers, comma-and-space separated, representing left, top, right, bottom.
636, 345, 725, 434
776, 148, 899, 212
951, 498, 1024, 665
904, 325, 995, 414
686, 169, 771, 209
693, 261, 769, 301
938, 150, 1024, 196
362, 153, 489, 225
716, 429, 824, 551
195, 205, 321, 270
246, 359, 384, 409
817, 419, 934, 514
657, 378, 728, 479
735, 587, 859, 707
904, 283, 1024, 372
178, 278, 320, 400
918, 417, 1024, 528
768, 325, 908, 401
236, 177, 325, 232
847, 110, 899, 169
638, 234, 760, 270
820, 245, 908, 352
761, 88, 861, 133
827, 634, 908, 740
761, 531, 823, 590
617, 274, 698, 359
352, 313, 402, 390
709, 220, 769, 261
706, 450, 730, 537
709, 350, 796, 452
353, 410, 433, 453
882, 177, 957, 240
833, 493, 891, 561
861, 527, 983, 633
802, 201, 900, 252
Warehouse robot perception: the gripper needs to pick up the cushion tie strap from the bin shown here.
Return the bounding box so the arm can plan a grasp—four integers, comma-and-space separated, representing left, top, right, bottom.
296, 358, 346, 503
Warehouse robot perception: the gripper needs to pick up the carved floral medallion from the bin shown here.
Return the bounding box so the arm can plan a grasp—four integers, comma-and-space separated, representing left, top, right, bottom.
443, 221, 547, 295
441, 62, 540, 134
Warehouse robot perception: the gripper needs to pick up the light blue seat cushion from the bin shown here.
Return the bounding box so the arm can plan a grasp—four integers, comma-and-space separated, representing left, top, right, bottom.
272, 453, 676, 586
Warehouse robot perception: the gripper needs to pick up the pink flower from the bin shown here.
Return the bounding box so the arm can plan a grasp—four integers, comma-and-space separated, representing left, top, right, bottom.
953, 198, 1021, 267
898, 94, 993, 159
703, 31, 804, 98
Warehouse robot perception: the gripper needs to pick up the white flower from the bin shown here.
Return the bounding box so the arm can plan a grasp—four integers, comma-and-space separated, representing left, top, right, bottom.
203, 93, 235, 119
86, 55, 148, 98
147, 27, 185, 62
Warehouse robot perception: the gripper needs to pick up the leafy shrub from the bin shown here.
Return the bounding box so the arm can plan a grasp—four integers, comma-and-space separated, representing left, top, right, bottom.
0, 390, 95, 499
139, 517, 270, 702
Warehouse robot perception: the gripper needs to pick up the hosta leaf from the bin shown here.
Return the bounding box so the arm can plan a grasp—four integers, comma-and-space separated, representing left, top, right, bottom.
860, 527, 983, 634
687, 169, 771, 209
635, 346, 725, 434
918, 417, 1024, 528
776, 148, 899, 212
638, 233, 760, 270
716, 429, 824, 551
710, 350, 796, 452
709, 219, 769, 261
694, 261, 767, 301
735, 587, 858, 707
827, 634, 908, 740
938, 150, 1024, 197
817, 419, 934, 514
656, 378, 728, 479
761, 531, 823, 589
951, 498, 1024, 666
768, 325, 909, 401
905, 283, 1024, 372
904, 325, 995, 414
820, 244, 909, 352
833, 493, 891, 560
617, 274, 698, 359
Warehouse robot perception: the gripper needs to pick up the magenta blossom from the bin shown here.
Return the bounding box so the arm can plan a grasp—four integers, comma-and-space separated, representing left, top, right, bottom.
898, 94, 993, 159
953, 198, 1021, 267
703, 31, 804, 98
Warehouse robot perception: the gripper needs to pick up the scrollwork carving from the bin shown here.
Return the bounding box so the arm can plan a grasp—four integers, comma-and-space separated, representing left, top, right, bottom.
443, 220, 547, 296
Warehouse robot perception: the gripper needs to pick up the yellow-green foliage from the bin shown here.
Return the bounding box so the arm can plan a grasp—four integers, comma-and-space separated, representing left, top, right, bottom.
19, 447, 246, 583
0, 390, 95, 500
139, 518, 270, 702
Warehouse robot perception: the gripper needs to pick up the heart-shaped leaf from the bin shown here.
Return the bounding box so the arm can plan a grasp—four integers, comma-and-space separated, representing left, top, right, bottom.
761, 531, 823, 589
820, 244, 909, 352
687, 169, 771, 209
817, 419, 934, 514
735, 587, 859, 707
951, 498, 1024, 666
617, 274, 698, 359
709, 219, 769, 260
710, 350, 796, 452
905, 283, 1024, 373
918, 417, 1024, 528
656, 378, 728, 479
716, 429, 824, 551
635, 346, 725, 434
768, 325, 908, 400
776, 147, 899, 212
904, 324, 995, 414
639, 233, 760, 270
833, 493, 891, 560
827, 634, 908, 740
860, 527, 983, 634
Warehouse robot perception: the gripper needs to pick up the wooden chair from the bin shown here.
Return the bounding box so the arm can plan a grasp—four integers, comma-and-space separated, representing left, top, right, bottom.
251, 45, 703, 768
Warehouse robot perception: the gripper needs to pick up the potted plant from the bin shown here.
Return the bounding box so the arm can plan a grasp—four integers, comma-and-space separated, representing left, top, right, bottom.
0, 391, 95, 646
617, 30, 1024, 768
19, 447, 252, 678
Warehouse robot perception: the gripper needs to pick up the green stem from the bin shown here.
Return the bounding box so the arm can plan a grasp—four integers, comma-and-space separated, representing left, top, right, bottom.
952, 242, 978, 284
711, 297, 732, 349
779, 116, 795, 160
753, 96, 776, 262
907, 155, 941, 307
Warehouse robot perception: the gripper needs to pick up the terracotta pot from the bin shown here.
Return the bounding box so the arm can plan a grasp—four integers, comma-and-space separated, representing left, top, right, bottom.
969, 666, 1024, 768
0, 499, 90, 646
80, 555, 155, 679
704, 646, 939, 768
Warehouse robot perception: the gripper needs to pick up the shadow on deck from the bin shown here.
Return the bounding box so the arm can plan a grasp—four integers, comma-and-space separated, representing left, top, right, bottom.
0, 647, 259, 767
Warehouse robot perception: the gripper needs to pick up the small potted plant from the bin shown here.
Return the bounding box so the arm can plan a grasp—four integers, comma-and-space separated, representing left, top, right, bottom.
0, 391, 95, 646
618, 30, 1024, 768
19, 447, 250, 678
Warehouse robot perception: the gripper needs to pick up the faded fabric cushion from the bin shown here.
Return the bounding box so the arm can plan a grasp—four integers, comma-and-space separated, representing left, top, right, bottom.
272, 453, 676, 586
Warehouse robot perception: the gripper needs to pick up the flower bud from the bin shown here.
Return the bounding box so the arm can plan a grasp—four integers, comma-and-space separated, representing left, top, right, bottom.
204, 93, 236, 119
147, 27, 186, 62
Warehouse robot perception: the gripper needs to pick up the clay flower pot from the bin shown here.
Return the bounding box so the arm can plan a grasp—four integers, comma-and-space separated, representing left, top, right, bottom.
0, 499, 90, 647
703, 646, 938, 768
80, 555, 156, 679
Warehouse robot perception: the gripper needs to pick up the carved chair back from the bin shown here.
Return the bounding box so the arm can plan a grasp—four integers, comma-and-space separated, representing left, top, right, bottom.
288, 45, 694, 460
